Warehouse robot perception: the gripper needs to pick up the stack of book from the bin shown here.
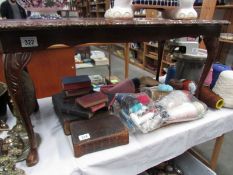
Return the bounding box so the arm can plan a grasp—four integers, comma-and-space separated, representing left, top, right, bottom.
62, 75, 92, 98
52, 75, 110, 135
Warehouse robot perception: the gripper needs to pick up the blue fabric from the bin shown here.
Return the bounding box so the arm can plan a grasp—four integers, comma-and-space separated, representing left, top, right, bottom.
165, 66, 176, 84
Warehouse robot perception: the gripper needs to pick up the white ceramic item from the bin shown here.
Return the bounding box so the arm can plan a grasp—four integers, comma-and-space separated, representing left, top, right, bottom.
105, 0, 197, 20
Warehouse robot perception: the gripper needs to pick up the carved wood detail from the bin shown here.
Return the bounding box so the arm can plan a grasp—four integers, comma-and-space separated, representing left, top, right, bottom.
3, 52, 38, 166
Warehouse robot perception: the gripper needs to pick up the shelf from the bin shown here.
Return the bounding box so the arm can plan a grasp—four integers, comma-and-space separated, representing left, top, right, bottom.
129, 60, 144, 69
130, 47, 143, 52
145, 54, 158, 60
195, 4, 233, 9
113, 43, 125, 49
145, 43, 158, 48
219, 38, 233, 44
144, 67, 157, 75
162, 60, 175, 65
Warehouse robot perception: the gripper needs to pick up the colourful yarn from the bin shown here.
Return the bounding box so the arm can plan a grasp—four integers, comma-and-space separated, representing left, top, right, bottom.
210, 64, 231, 89
135, 93, 151, 105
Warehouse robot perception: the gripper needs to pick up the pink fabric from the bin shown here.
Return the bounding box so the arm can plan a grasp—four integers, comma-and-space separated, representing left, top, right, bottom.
204, 68, 213, 86
101, 79, 136, 95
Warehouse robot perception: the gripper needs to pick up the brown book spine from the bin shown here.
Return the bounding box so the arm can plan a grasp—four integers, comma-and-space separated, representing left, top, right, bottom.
73, 130, 129, 157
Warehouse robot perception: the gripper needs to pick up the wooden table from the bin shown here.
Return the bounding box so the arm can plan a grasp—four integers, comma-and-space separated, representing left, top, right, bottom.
0, 18, 229, 167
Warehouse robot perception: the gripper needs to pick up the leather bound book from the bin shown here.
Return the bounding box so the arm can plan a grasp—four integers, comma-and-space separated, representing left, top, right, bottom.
62, 83, 92, 91
64, 87, 93, 97
89, 102, 106, 112
76, 92, 108, 108
54, 107, 85, 135
53, 92, 93, 119
62, 75, 91, 90
52, 92, 93, 135
70, 114, 129, 157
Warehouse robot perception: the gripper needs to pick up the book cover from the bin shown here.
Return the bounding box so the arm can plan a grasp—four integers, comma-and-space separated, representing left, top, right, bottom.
62, 82, 92, 91
62, 75, 91, 90
64, 87, 93, 97
62, 75, 90, 85
53, 92, 94, 118
52, 93, 91, 135
76, 92, 108, 108
89, 102, 106, 113
70, 114, 129, 157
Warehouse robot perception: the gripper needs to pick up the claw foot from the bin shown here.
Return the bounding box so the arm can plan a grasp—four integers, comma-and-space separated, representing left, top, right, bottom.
26, 148, 39, 167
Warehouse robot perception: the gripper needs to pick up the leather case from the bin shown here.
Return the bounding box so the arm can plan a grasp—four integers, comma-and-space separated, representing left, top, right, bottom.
70, 114, 129, 157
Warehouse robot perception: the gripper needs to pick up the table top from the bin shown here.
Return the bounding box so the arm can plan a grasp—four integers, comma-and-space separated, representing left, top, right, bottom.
6, 97, 232, 175
0, 18, 229, 30
0, 18, 229, 53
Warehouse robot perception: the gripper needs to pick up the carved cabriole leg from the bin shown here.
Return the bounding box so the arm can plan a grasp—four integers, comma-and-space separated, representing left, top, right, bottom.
3, 52, 38, 166
196, 37, 219, 98
156, 41, 165, 81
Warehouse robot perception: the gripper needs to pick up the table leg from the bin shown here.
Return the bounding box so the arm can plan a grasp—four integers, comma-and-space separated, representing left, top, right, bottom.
190, 135, 225, 171
156, 41, 165, 81
210, 135, 224, 170
3, 52, 39, 167
124, 43, 129, 79
196, 37, 219, 98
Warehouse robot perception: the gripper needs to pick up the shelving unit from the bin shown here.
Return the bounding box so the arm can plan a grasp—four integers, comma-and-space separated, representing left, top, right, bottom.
76, 0, 109, 18
88, 0, 110, 18
76, 0, 89, 17
199, 0, 233, 64
219, 38, 233, 44
143, 42, 158, 73
74, 44, 112, 79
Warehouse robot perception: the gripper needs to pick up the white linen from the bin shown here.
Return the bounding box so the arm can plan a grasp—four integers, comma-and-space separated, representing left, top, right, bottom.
6, 97, 232, 175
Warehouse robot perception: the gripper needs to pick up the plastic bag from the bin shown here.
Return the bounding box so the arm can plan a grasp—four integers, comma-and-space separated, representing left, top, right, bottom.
113, 91, 207, 134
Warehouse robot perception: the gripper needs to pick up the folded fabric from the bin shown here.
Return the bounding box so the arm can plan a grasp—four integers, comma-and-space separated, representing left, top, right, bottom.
101, 79, 136, 95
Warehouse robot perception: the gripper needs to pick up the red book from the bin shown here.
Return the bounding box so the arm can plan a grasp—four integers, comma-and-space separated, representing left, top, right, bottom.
89, 102, 106, 112
76, 92, 108, 108
62, 82, 91, 91
62, 75, 91, 90
64, 87, 93, 97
